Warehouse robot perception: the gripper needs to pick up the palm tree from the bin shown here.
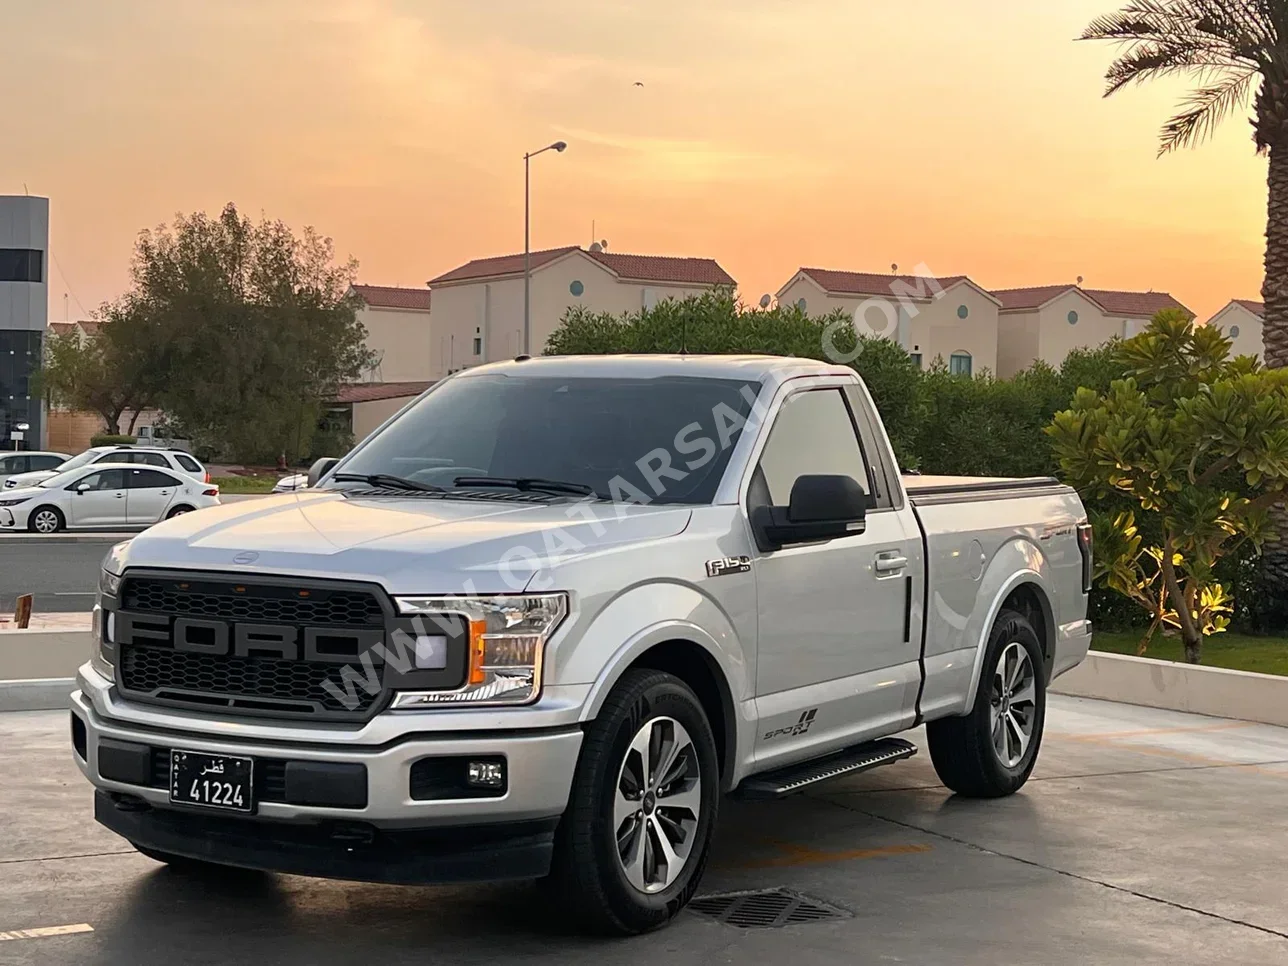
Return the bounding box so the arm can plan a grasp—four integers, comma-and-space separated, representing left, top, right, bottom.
1082, 0, 1288, 587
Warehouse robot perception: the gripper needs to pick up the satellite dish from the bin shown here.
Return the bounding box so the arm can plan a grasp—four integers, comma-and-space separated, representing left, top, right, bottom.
600, 239, 608, 250
759, 294, 772, 309
891, 263, 899, 273
1077, 275, 1084, 285
589, 242, 603, 252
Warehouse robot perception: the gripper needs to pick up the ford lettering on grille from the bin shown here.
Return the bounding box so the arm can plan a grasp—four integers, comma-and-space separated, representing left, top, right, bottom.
115, 612, 386, 664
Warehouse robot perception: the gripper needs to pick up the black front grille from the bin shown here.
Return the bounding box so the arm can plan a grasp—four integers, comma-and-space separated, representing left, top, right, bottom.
123, 577, 383, 627
115, 573, 390, 721
121, 645, 379, 716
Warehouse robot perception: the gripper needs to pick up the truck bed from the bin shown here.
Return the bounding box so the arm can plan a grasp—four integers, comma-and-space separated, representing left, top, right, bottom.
902, 475, 1067, 506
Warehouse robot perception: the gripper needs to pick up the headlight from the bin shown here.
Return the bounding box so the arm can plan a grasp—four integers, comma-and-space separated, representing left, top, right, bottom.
99, 568, 122, 598
0, 497, 29, 507
389, 593, 568, 707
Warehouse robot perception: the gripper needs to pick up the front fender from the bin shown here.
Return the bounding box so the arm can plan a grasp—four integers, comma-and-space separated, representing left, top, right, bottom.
955, 538, 1056, 717
548, 581, 754, 785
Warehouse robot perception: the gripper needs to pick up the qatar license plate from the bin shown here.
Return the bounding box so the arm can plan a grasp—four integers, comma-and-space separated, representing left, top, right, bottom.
170, 750, 253, 812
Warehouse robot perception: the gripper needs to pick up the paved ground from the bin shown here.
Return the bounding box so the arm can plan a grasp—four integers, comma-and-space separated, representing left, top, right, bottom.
3, 695, 1288, 964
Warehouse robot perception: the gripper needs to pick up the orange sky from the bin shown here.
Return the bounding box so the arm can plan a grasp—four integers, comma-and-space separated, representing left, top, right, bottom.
1, 0, 1269, 323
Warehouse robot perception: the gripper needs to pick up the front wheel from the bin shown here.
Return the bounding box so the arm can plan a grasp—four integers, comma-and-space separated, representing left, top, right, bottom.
926, 608, 1046, 798
547, 669, 719, 935
27, 506, 65, 534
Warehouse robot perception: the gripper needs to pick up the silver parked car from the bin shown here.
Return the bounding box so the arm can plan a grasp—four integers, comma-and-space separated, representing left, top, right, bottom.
0, 451, 70, 487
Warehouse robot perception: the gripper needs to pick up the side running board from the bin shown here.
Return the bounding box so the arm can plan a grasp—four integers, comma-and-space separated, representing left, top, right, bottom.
735, 737, 917, 800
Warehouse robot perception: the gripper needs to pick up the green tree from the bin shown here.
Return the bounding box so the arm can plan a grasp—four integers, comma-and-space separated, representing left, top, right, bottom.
126, 203, 372, 461
35, 300, 160, 432
1047, 310, 1288, 663
1081, 1, 1288, 589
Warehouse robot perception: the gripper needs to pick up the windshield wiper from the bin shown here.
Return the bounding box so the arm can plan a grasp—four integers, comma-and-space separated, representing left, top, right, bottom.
453, 475, 597, 497
332, 472, 444, 492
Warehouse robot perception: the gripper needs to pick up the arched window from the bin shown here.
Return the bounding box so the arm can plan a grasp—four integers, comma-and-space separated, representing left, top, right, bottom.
949, 352, 972, 377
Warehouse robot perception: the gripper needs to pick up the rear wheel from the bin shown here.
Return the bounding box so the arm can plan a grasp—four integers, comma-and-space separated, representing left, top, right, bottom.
926, 608, 1046, 798
548, 669, 719, 935
27, 506, 64, 534
166, 505, 194, 519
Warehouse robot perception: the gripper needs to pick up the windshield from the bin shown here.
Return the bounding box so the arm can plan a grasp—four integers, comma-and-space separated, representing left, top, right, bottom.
51, 450, 97, 473
37, 466, 94, 489
333, 373, 763, 504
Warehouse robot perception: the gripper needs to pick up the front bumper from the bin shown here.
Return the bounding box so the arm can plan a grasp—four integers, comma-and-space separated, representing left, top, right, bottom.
72, 665, 585, 883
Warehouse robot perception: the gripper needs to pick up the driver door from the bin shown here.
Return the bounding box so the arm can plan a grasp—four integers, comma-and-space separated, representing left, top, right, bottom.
68, 469, 128, 526
750, 385, 921, 765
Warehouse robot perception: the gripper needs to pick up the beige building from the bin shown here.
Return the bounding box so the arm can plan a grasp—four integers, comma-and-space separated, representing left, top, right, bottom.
775, 268, 1001, 376
427, 246, 736, 369
1206, 299, 1264, 360
351, 284, 434, 382
992, 285, 1192, 377
331, 380, 433, 443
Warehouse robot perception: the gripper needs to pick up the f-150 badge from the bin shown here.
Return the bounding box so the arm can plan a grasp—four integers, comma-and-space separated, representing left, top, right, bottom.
706, 555, 752, 578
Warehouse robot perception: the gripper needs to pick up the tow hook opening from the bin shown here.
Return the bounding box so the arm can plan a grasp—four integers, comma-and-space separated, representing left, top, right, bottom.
109, 792, 151, 813
326, 821, 377, 847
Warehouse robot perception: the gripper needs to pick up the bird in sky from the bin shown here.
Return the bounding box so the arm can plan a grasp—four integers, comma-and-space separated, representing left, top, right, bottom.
634, 81, 644, 87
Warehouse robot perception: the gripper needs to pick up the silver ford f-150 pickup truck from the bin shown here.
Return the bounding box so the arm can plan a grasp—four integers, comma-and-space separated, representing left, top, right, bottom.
72, 354, 1093, 934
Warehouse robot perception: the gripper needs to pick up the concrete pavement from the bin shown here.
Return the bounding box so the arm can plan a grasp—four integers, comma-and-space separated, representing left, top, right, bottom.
3, 694, 1287, 964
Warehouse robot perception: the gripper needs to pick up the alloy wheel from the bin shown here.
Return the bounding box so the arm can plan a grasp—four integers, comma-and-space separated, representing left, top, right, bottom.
613, 716, 702, 894
990, 641, 1037, 768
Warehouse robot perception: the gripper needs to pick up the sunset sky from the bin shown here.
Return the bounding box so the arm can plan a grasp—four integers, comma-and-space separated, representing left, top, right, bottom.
1, 0, 1269, 323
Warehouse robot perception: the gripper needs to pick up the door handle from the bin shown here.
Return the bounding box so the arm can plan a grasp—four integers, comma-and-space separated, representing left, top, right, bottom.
114, 493, 125, 499
874, 553, 908, 574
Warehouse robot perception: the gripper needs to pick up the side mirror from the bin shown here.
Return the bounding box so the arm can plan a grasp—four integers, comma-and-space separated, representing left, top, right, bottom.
751, 474, 868, 552
307, 457, 340, 487
76, 482, 92, 493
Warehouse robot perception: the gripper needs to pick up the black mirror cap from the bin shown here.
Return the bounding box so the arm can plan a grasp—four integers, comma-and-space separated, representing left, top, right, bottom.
307, 457, 340, 488
788, 474, 868, 524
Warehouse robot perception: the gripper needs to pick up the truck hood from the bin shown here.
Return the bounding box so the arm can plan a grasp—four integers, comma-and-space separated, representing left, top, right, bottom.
113, 491, 693, 594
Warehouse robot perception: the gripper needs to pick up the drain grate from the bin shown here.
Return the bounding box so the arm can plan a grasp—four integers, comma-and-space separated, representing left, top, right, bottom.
688, 888, 851, 928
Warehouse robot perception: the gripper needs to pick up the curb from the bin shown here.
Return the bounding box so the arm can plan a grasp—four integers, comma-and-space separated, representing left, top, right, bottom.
0, 533, 134, 543
1051, 650, 1288, 728
0, 678, 73, 712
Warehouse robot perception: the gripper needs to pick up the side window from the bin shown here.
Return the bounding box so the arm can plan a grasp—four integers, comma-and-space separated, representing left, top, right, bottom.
31, 455, 62, 471
128, 469, 179, 489
0, 456, 23, 474
74, 469, 126, 491
137, 452, 168, 467
755, 388, 873, 506
843, 384, 897, 510
175, 454, 201, 473
97, 451, 133, 464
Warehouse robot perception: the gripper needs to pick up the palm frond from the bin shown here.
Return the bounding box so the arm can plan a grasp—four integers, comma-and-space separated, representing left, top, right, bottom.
1081, 0, 1208, 42
1105, 38, 1251, 94
1158, 68, 1258, 153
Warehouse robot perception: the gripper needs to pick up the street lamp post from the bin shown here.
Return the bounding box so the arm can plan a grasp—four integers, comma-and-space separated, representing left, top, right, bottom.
523, 140, 567, 356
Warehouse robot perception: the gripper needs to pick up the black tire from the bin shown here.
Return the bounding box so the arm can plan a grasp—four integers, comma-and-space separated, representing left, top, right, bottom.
547, 668, 720, 935
926, 608, 1046, 798
131, 842, 258, 878
27, 505, 65, 534
166, 505, 195, 519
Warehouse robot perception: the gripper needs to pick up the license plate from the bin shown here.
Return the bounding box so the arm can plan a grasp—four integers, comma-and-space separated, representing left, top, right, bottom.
170, 750, 253, 812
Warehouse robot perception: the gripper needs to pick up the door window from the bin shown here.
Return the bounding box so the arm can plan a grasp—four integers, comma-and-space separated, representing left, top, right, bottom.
73, 469, 126, 491
29, 455, 63, 471
0, 456, 25, 474
128, 469, 179, 489
96, 450, 134, 464
756, 388, 873, 506
134, 452, 169, 467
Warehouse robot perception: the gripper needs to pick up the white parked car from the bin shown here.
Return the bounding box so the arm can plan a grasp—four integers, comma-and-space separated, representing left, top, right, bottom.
3, 445, 208, 490
272, 472, 309, 493
0, 451, 70, 486
0, 463, 220, 533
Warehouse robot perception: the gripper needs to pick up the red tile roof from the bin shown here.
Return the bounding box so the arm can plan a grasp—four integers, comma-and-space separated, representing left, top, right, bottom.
1083, 288, 1190, 318
796, 268, 968, 298
47, 322, 77, 338
585, 251, 735, 286
428, 247, 580, 285
991, 285, 1081, 311
992, 284, 1191, 318
428, 247, 734, 287
351, 284, 432, 311
332, 381, 434, 404
77, 319, 105, 337
1232, 299, 1265, 317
